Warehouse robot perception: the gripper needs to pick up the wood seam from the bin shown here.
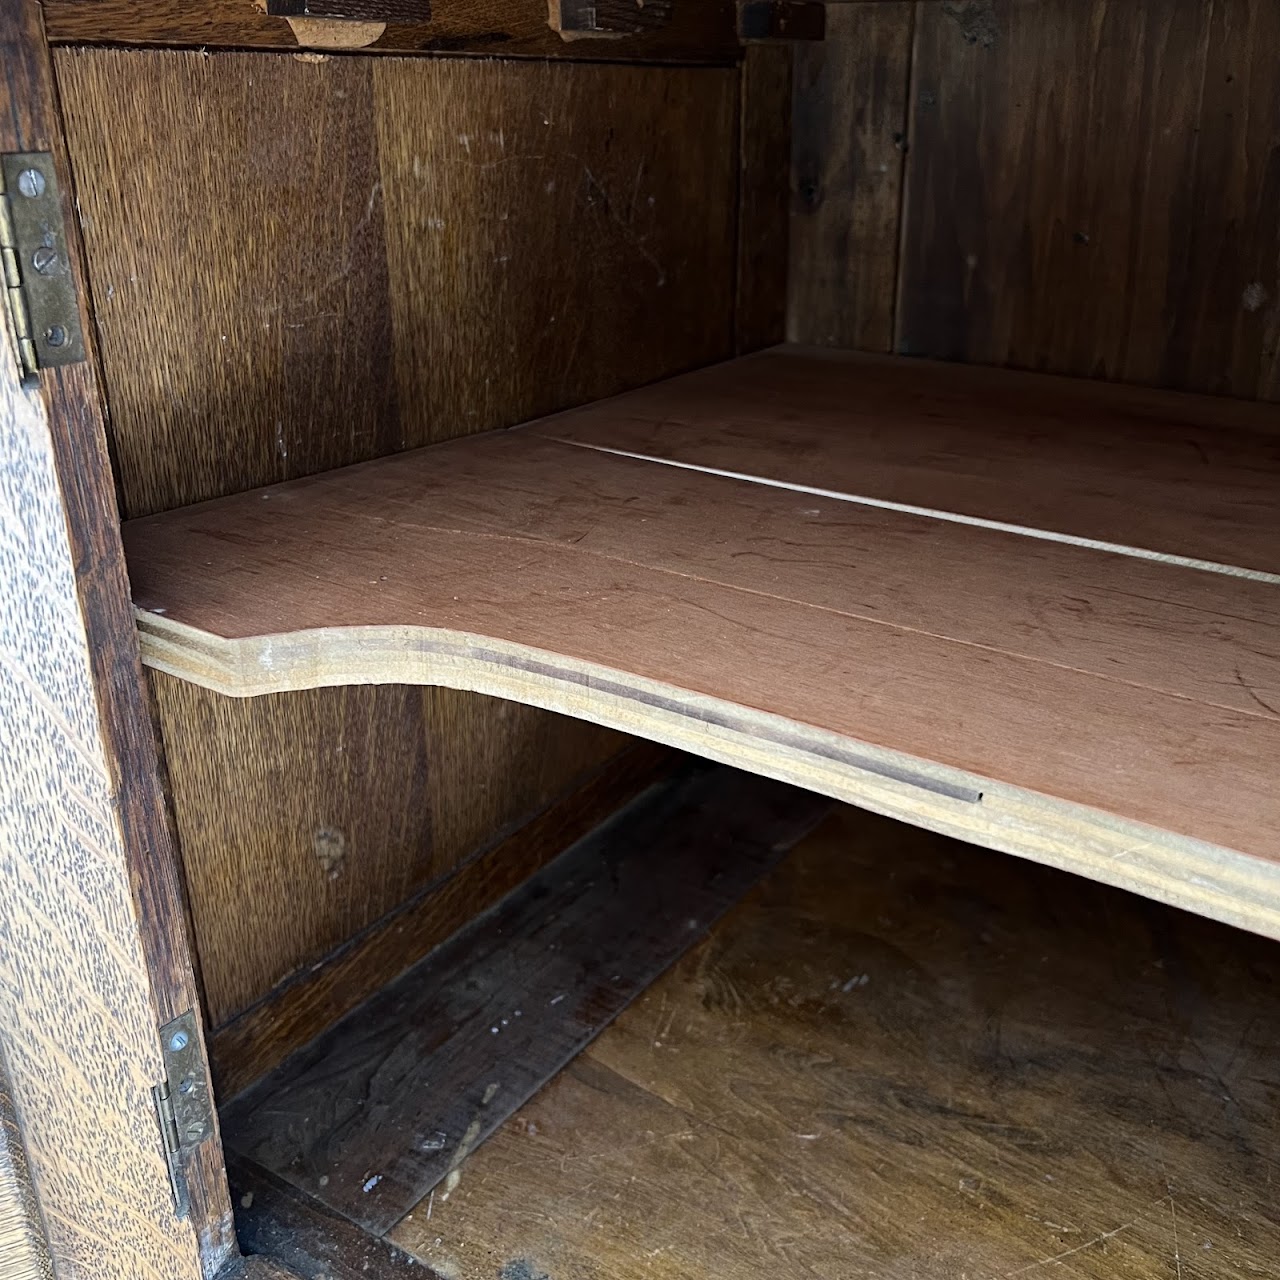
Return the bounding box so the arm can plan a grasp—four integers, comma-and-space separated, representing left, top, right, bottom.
540, 436, 1280, 585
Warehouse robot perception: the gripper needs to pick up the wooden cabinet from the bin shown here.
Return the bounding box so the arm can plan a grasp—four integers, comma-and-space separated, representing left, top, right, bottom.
2, 4, 1277, 1278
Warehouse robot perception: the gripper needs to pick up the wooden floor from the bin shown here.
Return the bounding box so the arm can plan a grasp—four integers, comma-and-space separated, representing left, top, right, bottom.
220, 766, 829, 1236
122, 347, 1280, 938
388, 803, 1280, 1280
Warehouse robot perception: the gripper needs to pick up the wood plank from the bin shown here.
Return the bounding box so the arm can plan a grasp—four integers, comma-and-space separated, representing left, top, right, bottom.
735, 43, 793, 353
57, 46, 738, 1027
217, 1260, 304, 1280
788, 1, 913, 349
391, 804, 1280, 1280
208, 741, 672, 1099
42, 0, 739, 63
152, 671, 628, 1030
125, 499, 1280, 868
220, 766, 830, 1234
203, 424, 1280, 722
538, 346, 1280, 574
896, 0, 1280, 401
228, 1157, 421, 1280
1, 5, 234, 1273
121, 349, 1280, 937
56, 48, 396, 519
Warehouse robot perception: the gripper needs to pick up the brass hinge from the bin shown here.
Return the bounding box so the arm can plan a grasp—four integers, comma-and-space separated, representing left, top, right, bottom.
0, 152, 86, 380
152, 1011, 215, 1220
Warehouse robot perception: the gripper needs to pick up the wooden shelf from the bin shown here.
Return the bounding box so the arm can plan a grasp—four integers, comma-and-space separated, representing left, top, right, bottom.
123, 346, 1280, 938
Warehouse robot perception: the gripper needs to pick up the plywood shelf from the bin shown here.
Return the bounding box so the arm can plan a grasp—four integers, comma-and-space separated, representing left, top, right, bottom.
123, 346, 1280, 938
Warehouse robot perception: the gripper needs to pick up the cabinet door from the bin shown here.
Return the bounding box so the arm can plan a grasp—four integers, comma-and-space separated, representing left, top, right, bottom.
0, 5, 232, 1277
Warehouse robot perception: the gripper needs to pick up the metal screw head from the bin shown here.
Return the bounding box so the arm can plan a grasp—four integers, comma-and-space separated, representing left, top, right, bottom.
16, 168, 45, 199
179, 1077, 196, 1095
44, 325, 66, 348
31, 245, 60, 276
168, 1029, 190, 1053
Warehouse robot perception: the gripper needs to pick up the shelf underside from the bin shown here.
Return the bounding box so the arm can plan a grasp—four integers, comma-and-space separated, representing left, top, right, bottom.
123, 346, 1280, 936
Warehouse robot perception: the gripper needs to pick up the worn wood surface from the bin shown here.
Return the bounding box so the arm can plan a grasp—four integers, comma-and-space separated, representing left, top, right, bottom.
392, 803, 1280, 1279
216, 1253, 305, 1280
229, 1157, 422, 1280
897, 0, 1280, 401
789, 1, 913, 349
735, 43, 793, 353
209, 742, 672, 1099
1, 5, 235, 1273
152, 680, 628, 1032
56, 46, 738, 1027
122, 347, 1280, 936
42, 0, 738, 62
223, 766, 828, 1234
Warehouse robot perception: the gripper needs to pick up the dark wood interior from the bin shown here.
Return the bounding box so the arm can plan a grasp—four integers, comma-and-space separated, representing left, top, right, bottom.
393, 798, 1280, 1280
10, 1, 1276, 1277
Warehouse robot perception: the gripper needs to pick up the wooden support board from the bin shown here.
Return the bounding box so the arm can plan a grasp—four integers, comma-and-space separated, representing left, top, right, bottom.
123, 347, 1280, 939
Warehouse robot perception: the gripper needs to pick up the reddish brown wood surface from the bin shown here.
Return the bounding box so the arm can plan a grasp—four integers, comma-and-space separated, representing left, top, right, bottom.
540, 347, 1280, 574
122, 350, 1280, 875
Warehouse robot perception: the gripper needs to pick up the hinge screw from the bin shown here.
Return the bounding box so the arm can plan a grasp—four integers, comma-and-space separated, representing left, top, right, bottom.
16, 169, 45, 199
44, 324, 66, 347
31, 245, 60, 276
168, 1029, 190, 1052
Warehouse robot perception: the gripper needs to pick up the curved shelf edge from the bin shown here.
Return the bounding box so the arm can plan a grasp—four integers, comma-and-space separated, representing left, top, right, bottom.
136, 609, 1280, 943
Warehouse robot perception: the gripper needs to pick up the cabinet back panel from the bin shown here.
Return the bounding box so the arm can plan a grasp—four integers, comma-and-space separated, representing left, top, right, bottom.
55, 48, 738, 1028
792, 0, 1280, 402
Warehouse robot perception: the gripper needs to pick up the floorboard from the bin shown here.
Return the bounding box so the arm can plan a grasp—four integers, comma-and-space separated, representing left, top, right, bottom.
389, 804, 1280, 1280
220, 765, 830, 1235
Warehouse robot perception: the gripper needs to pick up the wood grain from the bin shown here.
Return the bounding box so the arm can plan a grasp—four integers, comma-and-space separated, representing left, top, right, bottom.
0, 1048, 54, 1280
157, 424, 1280, 722
392, 803, 1280, 1279
120, 350, 1280, 936
0, 183, 205, 1280
541, 346, 1280, 574
221, 766, 830, 1234
371, 56, 736, 451
788, 1, 913, 349
56, 48, 396, 520
208, 742, 672, 1099
55, 48, 735, 511
735, 43, 793, 353
151, 678, 432, 1029
154, 678, 630, 1029
42, 0, 738, 63
56, 47, 739, 1027
897, 0, 1280, 401
2, 6, 235, 1272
